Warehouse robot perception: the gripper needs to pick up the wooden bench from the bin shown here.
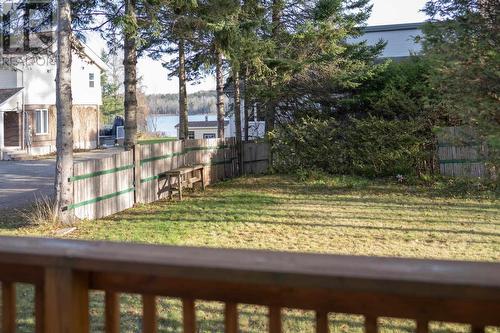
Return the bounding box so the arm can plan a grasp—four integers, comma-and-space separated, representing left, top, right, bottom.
159, 164, 205, 201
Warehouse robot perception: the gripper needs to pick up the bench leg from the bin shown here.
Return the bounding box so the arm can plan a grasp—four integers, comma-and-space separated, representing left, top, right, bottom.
201, 169, 206, 191
168, 176, 173, 200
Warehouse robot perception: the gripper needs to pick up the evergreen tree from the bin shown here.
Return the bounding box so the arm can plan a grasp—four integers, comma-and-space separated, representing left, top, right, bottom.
144, 0, 201, 139
253, 0, 383, 128
422, 0, 499, 156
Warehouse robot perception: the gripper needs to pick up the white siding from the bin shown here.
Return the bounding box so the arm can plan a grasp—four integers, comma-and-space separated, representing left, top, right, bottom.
1, 52, 103, 106
71, 55, 103, 105
362, 29, 422, 58
349, 25, 423, 59
190, 126, 229, 139
23, 55, 57, 104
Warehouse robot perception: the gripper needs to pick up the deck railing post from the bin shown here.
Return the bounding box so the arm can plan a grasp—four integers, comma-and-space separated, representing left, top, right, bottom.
182, 298, 196, 333
43, 267, 89, 333
225, 302, 238, 333
1, 281, 16, 333
365, 316, 378, 333
142, 295, 157, 333
105, 291, 120, 333
316, 311, 329, 333
269, 306, 282, 333
35, 285, 45, 333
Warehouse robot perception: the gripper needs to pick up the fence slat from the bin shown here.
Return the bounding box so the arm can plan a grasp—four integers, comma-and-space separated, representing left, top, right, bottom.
437, 126, 487, 178
269, 306, 282, 333
316, 311, 329, 333
105, 291, 120, 333
1, 281, 16, 333
225, 302, 238, 333
183, 298, 196, 333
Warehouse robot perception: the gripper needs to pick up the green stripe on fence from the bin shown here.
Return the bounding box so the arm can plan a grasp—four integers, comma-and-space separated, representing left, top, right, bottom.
69, 164, 135, 182
203, 158, 237, 166
141, 152, 184, 165
141, 174, 164, 184
184, 145, 229, 152
439, 159, 485, 164
140, 145, 231, 165
138, 138, 177, 145
68, 187, 135, 210
438, 144, 482, 148
140, 158, 237, 184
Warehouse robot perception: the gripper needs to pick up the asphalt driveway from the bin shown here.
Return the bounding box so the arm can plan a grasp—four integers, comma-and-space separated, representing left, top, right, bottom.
0, 160, 55, 210
0, 148, 124, 210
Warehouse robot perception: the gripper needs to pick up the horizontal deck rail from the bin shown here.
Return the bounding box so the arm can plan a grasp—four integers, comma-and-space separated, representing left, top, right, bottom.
0, 236, 499, 333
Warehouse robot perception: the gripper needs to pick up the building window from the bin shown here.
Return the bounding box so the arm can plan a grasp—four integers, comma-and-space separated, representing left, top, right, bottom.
116, 126, 125, 140
188, 131, 195, 139
35, 109, 49, 135
203, 133, 216, 139
89, 73, 95, 88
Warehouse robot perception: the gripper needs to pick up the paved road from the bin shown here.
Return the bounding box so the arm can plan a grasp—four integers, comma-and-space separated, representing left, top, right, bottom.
0, 160, 55, 209
0, 148, 125, 210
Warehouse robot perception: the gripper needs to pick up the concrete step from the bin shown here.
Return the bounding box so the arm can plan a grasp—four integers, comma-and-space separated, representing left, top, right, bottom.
2, 150, 31, 161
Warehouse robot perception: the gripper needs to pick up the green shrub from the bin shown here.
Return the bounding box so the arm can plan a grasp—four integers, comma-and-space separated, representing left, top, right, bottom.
272, 116, 433, 178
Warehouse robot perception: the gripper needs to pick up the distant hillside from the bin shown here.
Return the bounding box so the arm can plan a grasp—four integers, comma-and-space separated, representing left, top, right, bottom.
147, 91, 218, 115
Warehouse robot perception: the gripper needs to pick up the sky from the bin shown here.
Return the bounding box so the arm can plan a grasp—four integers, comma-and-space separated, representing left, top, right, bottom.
86, 0, 429, 95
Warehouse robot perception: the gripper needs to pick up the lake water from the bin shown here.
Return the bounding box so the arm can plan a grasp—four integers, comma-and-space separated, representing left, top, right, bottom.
147, 114, 220, 137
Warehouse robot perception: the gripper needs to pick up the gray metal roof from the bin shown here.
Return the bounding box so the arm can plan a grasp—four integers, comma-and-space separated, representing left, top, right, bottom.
364, 22, 425, 33
0, 87, 23, 106
175, 120, 229, 128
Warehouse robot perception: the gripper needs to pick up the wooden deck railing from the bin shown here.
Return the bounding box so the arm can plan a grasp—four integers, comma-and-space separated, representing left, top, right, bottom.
0, 236, 499, 333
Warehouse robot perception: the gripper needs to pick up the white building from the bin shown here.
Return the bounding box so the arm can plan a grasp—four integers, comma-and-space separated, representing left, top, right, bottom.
0, 42, 108, 159
353, 22, 424, 59
176, 118, 230, 139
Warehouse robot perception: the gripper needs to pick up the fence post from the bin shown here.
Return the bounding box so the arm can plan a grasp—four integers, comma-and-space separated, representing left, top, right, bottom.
240, 140, 245, 176
134, 145, 142, 204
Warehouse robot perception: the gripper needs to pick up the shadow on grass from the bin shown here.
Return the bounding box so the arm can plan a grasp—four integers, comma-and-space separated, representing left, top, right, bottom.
0, 209, 33, 231
111, 212, 500, 238
216, 175, 499, 202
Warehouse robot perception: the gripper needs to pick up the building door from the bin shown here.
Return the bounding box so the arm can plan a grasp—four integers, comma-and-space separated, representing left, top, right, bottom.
3, 112, 20, 147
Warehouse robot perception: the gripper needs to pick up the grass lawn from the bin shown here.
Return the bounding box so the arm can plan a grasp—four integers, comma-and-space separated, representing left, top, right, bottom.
1, 174, 499, 332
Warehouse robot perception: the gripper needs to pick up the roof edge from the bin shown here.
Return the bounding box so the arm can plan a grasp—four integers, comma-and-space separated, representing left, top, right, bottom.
364, 22, 425, 33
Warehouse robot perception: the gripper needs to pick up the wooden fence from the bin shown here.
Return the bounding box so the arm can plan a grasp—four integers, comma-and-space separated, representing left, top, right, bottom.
71, 139, 269, 220
1, 236, 499, 333
243, 141, 270, 174
437, 127, 489, 178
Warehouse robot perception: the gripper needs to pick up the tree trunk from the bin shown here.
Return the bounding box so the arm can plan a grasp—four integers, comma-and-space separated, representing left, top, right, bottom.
178, 38, 188, 140
54, 0, 74, 224
233, 68, 241, 142
234, 67, 243, 174
266, 0, 283, 137
216, 49, 225, 139
243, 67, 249, 141
271, 0, 284, 38
124, 0, 138, 151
